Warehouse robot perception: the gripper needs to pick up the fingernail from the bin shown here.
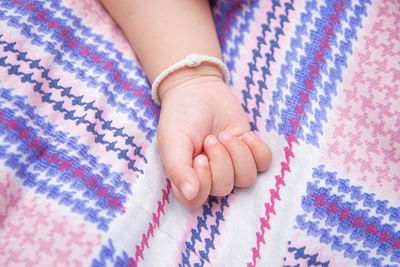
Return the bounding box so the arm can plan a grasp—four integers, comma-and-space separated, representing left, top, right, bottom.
244, 132, 256, 143
180, 182, 195, 200
197, 155, 209, 167
206, 135, 218, 145
219, 131, 233, 142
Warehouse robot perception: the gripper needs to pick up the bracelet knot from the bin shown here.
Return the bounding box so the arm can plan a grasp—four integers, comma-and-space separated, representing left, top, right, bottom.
186, 53, 202, 67
151, 53, 230, 105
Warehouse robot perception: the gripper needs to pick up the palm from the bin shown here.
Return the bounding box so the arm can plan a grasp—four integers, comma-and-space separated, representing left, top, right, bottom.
158, 77, 250, 155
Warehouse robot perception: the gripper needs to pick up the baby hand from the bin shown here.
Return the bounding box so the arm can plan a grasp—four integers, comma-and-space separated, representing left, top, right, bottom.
156, 68, 271, 209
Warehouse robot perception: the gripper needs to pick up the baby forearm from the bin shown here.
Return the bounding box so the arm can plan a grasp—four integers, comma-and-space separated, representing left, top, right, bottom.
100, 0, 222, 84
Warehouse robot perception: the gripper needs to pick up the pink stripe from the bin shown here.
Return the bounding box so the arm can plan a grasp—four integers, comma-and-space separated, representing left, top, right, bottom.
0, 38, 146, 173
0, 111, 125, 211
11, 0, 159, 117
310, 193, 400, 249
247, 1, 345, 266
65, 0, 132, 52
218, 0, 242, 46
129, 179, 172, 266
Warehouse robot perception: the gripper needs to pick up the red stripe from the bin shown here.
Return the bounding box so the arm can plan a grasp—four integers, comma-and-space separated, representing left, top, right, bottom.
247, 1, 345, 265
312, 193, 400, 250
11, 0, 159, 117
218, 0, 241, 45
129, 179, 172, 266
0, 111, 125, 211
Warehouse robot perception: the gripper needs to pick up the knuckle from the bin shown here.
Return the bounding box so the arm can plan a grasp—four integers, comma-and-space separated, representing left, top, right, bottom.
211, 184, 233, 196
256, 147, 272, 171
165, 165, 180, 180
209, 144, 228, 158
235, 169, 257, 187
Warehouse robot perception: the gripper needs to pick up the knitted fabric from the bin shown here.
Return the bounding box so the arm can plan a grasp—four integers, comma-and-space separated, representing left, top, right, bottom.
0, 0, 399, 266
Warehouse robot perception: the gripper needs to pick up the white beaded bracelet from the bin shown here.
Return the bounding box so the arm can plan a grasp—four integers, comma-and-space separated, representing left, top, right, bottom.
151, 53, 230, 105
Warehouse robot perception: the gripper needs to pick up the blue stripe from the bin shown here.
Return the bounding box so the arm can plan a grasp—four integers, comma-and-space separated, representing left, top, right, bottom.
0, 86, 132, 197
45, 0, 147, 82
305, 0, 369, 146
180, 196, 229, 266
276, 0, 343, 140
91, 239, 131, 267
214, 0, 260, 77
0, 1, 158, 140
197, 196, 229, 265
283, 241, 330, 267
241, 0, 294, 131
0, 103, 126, 230
295, 165, 400, 266
265, 0, 317, 133
266, 0, 370, 148
0, 39, 145, 173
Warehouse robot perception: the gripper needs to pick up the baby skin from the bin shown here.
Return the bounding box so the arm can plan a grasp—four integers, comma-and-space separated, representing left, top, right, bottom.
101, 0, 272, 209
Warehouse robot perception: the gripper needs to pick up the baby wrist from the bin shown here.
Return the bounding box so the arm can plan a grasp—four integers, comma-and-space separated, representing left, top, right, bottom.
151, 53, 230, 104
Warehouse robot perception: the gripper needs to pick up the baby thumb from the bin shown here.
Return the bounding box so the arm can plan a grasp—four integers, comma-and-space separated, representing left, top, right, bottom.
157, 131, 200, 201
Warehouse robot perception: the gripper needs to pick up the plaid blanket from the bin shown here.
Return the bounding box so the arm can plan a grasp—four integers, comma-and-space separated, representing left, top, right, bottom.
1, 0, 399, 266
